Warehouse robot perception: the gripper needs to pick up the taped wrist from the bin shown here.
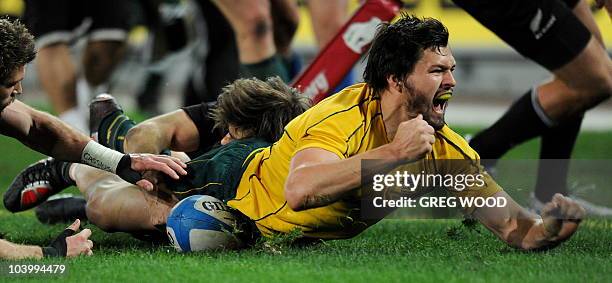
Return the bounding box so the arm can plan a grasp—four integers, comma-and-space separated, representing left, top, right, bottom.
81, 140, 124, 173
81, 141, 142, 184
115, 154, 142, 184
42, 229, 75, 257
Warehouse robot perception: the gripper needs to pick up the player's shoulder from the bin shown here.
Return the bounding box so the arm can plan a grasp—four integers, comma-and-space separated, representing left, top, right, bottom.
296, 83, 373, 126
434, 125, 479, 160
316, 83, 371, 110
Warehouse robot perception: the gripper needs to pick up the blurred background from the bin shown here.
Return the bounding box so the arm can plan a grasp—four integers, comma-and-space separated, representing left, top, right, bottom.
1, 0, 611, 129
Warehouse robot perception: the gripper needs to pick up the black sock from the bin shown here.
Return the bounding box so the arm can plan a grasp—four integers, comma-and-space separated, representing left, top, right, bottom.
239, 54, 289, 82
470, 89, 550, 162
59, 161, 76, 187
97, 111, 136, 153
534, 115, 583, 202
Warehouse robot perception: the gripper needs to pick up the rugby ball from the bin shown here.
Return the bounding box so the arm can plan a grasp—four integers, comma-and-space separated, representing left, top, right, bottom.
166, 195, 241, 252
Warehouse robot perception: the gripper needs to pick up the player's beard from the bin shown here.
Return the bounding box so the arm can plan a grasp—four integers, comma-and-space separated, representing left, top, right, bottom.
403, 82, 446, 130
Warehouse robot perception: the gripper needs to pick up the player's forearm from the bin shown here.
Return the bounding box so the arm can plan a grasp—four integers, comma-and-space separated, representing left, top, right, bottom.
475, 193, 562, 250
0, 239, 43, 260
477, 192, 583, 251
285, 144, 403, 211
516, 220, 564, 250
25, 110, 89, 161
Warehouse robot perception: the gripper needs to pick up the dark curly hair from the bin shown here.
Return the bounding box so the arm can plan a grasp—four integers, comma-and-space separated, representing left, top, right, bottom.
363, 14, 449, 94
211, 76, 311, 143
0, 18, 36, 85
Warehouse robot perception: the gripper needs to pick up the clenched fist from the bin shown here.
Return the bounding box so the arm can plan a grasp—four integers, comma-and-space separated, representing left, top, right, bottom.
541, 193, 585, 244
389, 114, 435, 160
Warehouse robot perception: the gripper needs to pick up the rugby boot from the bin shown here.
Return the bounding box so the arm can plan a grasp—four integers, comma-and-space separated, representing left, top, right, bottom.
4, 158, 75, 212
89, 93, 123, 144
35, 194, 88, 224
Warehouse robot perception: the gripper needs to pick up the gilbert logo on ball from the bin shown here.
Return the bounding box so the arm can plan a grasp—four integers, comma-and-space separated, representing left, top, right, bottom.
166, 195, 241, 252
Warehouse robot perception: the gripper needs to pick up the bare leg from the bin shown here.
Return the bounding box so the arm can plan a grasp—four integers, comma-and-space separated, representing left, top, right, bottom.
306, 0, 349, 48
538, 1, 612, 120
538, 37, 612, 120
36, 44, 77, 114
69, 164, 175, 232
270, 0, 300, 56
77, 40, 127, 120
82, 40, 126, 87
211, 0, 275, 64
571, 0, 603, 45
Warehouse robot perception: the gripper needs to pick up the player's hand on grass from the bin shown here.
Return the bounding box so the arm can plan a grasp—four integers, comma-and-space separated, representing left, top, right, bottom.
43, 219, 93, 257
65, 219, 94, 257
540, 193, 585, 244
389, 114, 435, 160
117, 154, 187, 191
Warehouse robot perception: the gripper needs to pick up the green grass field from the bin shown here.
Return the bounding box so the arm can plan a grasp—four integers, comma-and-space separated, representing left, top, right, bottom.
0, 123, 610, 282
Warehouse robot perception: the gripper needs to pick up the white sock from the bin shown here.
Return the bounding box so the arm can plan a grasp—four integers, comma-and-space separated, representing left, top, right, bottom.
59, 108, 88, 133
76, 76, 92, 115
68, 163, 77, 184
76, 76, 110, 133
531, 86, 556, 127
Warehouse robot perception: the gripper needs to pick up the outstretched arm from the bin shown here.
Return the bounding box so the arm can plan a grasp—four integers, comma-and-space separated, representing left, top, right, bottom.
473, 191, 584, 251
0, 100, 187, 190
0, 100, 88, 161
0, 219, 93, 260
0, 239, 43, 260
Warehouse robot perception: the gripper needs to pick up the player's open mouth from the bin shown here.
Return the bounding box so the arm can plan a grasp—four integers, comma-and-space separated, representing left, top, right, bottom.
432, 91, 452, 114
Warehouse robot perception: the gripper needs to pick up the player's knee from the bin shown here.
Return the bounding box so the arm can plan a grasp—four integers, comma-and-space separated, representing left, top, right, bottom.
125, 123, 156, 146
125, 124, 144, 141
599, 72, 612, 99
239, 12, 273, 41
582, 72, 612, 109
253, 19, 273, 41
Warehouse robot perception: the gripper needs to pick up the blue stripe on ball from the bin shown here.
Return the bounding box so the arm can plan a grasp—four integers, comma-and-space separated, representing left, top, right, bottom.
167, 195, 236, 252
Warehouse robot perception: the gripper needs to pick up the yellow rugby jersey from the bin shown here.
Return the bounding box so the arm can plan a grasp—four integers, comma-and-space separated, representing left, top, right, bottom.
228, 83, 501, 239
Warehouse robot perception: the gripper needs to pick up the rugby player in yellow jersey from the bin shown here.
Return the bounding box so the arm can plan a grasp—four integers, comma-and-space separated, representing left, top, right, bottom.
228, 15, 585, 248
13, 15, 585, 251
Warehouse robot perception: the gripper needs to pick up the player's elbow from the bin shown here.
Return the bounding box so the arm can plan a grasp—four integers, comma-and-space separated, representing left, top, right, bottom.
284, 174, 312, 211
285, 182, 306, 212
285, 192, 304, 212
